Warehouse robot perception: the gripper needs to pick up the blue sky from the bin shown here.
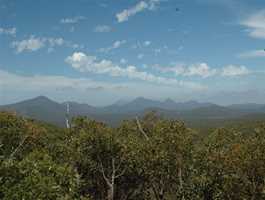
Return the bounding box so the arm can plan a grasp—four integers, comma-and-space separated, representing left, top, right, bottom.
0, 0, 265, 105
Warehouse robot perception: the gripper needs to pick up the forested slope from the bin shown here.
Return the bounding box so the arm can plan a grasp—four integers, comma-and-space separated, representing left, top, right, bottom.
1, 111, 265, 199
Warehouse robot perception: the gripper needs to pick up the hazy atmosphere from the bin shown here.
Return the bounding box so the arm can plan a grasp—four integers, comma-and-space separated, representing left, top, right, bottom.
1, 0, 265, 106
2, 1, 265, 200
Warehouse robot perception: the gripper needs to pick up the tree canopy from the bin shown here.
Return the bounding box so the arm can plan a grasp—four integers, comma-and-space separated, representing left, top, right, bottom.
0, 111, 265, 199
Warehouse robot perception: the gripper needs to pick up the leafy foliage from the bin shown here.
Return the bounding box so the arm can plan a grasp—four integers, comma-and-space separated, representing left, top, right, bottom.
0, 111, 265, 199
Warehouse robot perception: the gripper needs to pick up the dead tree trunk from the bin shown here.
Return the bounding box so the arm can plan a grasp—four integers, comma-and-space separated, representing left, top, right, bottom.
178, 166, 185, 200
65, 103, 70, 129
99, 158, 125, 200
135, 116, 149, 140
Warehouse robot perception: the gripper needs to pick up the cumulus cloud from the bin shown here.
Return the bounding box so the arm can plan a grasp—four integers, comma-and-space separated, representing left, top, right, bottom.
11, 36, 80, 53
116, 0, 160, 23
241, 10, 265, 39
60, 16, 86, 24
98, 40, 126, 53
221, 65, 250, 76
238, 49, 265, 58
184, 63, 217, 78
65, 52, 205, 90
94, 25, 112, 33
0, 27, 16, 37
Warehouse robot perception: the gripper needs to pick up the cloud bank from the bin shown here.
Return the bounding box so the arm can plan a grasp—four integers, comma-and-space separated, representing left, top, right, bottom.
153, 63, 250, 78
238, 49, 265, 58
65, 52, 205, 90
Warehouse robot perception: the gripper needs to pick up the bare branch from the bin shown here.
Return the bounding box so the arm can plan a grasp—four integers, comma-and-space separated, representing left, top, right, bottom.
112, 158, 116, 175
115, 168, 126, 179
99, 160, 112, 187
8, 135, 29, 160
111, 158, 116, 184
135, 116, 149, 141
116, 159, 123, 172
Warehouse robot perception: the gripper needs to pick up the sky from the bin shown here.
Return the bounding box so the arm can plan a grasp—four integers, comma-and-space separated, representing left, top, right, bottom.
0, 0, 265, 106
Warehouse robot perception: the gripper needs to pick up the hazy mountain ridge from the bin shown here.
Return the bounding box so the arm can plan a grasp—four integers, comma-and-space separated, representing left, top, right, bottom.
1, 96, 265, 127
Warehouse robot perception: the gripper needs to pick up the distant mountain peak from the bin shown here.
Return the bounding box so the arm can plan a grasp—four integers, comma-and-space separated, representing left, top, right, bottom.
133, 97, 150, 101
113, 99, 130, 106
1, 96, 265, 128
34, 95, 51, 101
28, 96, 59, 104
164, 98, 176, 104
129, 97, 157, 104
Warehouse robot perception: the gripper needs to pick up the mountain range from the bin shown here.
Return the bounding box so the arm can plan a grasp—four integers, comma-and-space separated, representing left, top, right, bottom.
1, 96, 265, 130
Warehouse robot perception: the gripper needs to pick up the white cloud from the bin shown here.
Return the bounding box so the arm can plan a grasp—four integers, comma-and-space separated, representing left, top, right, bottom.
98, 40, 126, 53
47, 38, 64, 46
65, 52, 205, 90
116, 0, 160, 23
0, 27, 16, 37
11, 36, 46, 53
185, 63, 217, 78
113, 40, 126, 48
60, 16, 86, 24
153, 63, 250, 78
132, 40, 152, 49
94, 25, 112, 33
11, 36, 81, 53
221, 65, 250, 76
156, 63, 217, 78
0, 69, 209, 106
238, 49, 265, 58
143, 40, 151, 46
241, 10, 265, 39
155, 64, 185, 75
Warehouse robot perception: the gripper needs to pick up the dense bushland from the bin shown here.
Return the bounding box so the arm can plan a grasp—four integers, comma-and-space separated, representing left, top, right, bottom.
1, 111, 265, 200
